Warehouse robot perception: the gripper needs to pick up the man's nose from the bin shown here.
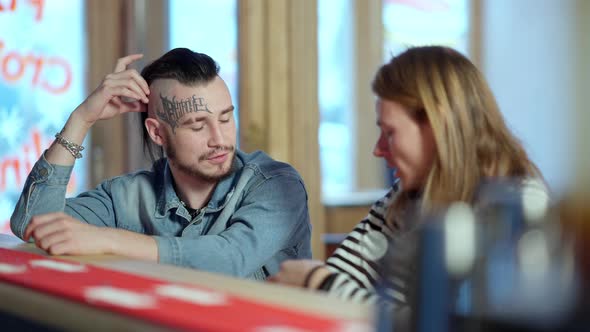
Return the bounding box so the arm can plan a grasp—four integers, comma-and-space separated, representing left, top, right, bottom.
208, 123, 225, 147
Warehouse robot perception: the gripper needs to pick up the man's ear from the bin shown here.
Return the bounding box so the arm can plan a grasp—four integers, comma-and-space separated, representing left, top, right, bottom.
145, 117, 165, 146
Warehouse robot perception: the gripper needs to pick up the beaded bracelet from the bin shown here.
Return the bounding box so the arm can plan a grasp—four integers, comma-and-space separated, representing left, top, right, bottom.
54, 131, 84, 159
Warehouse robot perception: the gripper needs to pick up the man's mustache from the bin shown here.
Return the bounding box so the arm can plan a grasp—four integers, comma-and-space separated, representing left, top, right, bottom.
199, 146, 235, 161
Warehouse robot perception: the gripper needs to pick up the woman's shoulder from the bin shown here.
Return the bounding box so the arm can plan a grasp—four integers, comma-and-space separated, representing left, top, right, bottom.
363, 179, 403, 233
474, 177, 551, 216
374, 178, 402, 207
520, 177, 549, 194
476, 176, 547, 194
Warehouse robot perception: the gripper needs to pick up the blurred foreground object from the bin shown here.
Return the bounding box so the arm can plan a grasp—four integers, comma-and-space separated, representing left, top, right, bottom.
377, 179, 590, 331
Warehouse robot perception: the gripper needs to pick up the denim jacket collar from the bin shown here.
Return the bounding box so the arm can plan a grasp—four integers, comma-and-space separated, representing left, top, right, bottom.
155, 154, 244, 217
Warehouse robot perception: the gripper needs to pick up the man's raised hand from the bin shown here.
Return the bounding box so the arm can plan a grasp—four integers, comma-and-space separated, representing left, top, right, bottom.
75, 54, 150, 126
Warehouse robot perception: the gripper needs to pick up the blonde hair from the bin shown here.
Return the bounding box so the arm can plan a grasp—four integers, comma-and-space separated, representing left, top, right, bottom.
372, 46, 542, 223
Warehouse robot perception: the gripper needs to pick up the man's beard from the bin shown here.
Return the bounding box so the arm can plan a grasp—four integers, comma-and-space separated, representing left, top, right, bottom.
165, 144, 237, 182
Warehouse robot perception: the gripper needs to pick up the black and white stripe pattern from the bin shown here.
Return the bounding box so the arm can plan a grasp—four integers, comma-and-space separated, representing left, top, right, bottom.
321, 180, 409, 308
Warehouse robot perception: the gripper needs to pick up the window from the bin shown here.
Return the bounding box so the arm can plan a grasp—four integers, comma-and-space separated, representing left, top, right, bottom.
318, 0, 355, 197
318, 0, 469, 204
0, 0, 87, 234
169, 0, 239, 127
383, 0, 470, 59
480, 1, 576, 194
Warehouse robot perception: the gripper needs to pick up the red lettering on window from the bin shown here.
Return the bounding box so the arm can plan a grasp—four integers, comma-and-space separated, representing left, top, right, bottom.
1, 219, 10, 234
0, 0, 44, 21
0, 0, 17, 12
0, 40, 73, 95
0, 159, 20, 191
1, 51, 25, 82
41, 57, 72, 94
29, 0, 43, 21
0, 129, 45, 191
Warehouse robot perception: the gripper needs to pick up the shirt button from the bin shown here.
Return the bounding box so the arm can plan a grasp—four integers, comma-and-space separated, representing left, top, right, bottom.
39, 168, 48, 177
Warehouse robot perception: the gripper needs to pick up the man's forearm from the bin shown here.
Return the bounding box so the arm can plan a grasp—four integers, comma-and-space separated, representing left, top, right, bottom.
45, 109, 93, 166
104, 228, 159, 262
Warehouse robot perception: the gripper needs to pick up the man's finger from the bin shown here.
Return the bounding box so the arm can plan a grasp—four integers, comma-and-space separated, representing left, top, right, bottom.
37, 230, 69, 252
106, 78, 148, 103
121, 101, 146, 114
125, 79, 149, 103
46, 240, 72, 256
24, 212, 66, 240
107, 69, 150, 96
31, 218, 71, 242
114, 54, 143, 73
129, 70, 150, 95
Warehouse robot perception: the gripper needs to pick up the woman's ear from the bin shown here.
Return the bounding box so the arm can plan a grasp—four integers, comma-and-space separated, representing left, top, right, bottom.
145, 117, 165, 146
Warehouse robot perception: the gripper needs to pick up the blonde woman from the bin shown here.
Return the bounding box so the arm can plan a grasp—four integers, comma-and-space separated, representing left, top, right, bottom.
270, 46, 546, 309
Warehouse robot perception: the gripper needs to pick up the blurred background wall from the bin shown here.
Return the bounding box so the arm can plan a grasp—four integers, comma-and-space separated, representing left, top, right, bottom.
0, 0, 588, 259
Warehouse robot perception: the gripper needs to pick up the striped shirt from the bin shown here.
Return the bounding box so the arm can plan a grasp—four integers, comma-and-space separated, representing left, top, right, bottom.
321, 180, 410, 310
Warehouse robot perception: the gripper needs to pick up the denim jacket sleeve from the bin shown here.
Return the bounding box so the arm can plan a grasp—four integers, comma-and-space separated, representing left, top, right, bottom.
153, 173, 312, 278
10, 153, 117, 239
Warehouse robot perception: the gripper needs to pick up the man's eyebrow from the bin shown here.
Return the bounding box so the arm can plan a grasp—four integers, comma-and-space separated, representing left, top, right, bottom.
220, 106, 235, 115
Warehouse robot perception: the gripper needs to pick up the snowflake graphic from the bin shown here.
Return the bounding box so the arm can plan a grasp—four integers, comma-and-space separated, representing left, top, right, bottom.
37, 111, 68, 133
0, 106, 25, 149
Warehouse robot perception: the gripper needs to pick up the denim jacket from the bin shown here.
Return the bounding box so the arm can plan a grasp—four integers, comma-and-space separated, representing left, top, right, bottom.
11, 150, 312, 280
